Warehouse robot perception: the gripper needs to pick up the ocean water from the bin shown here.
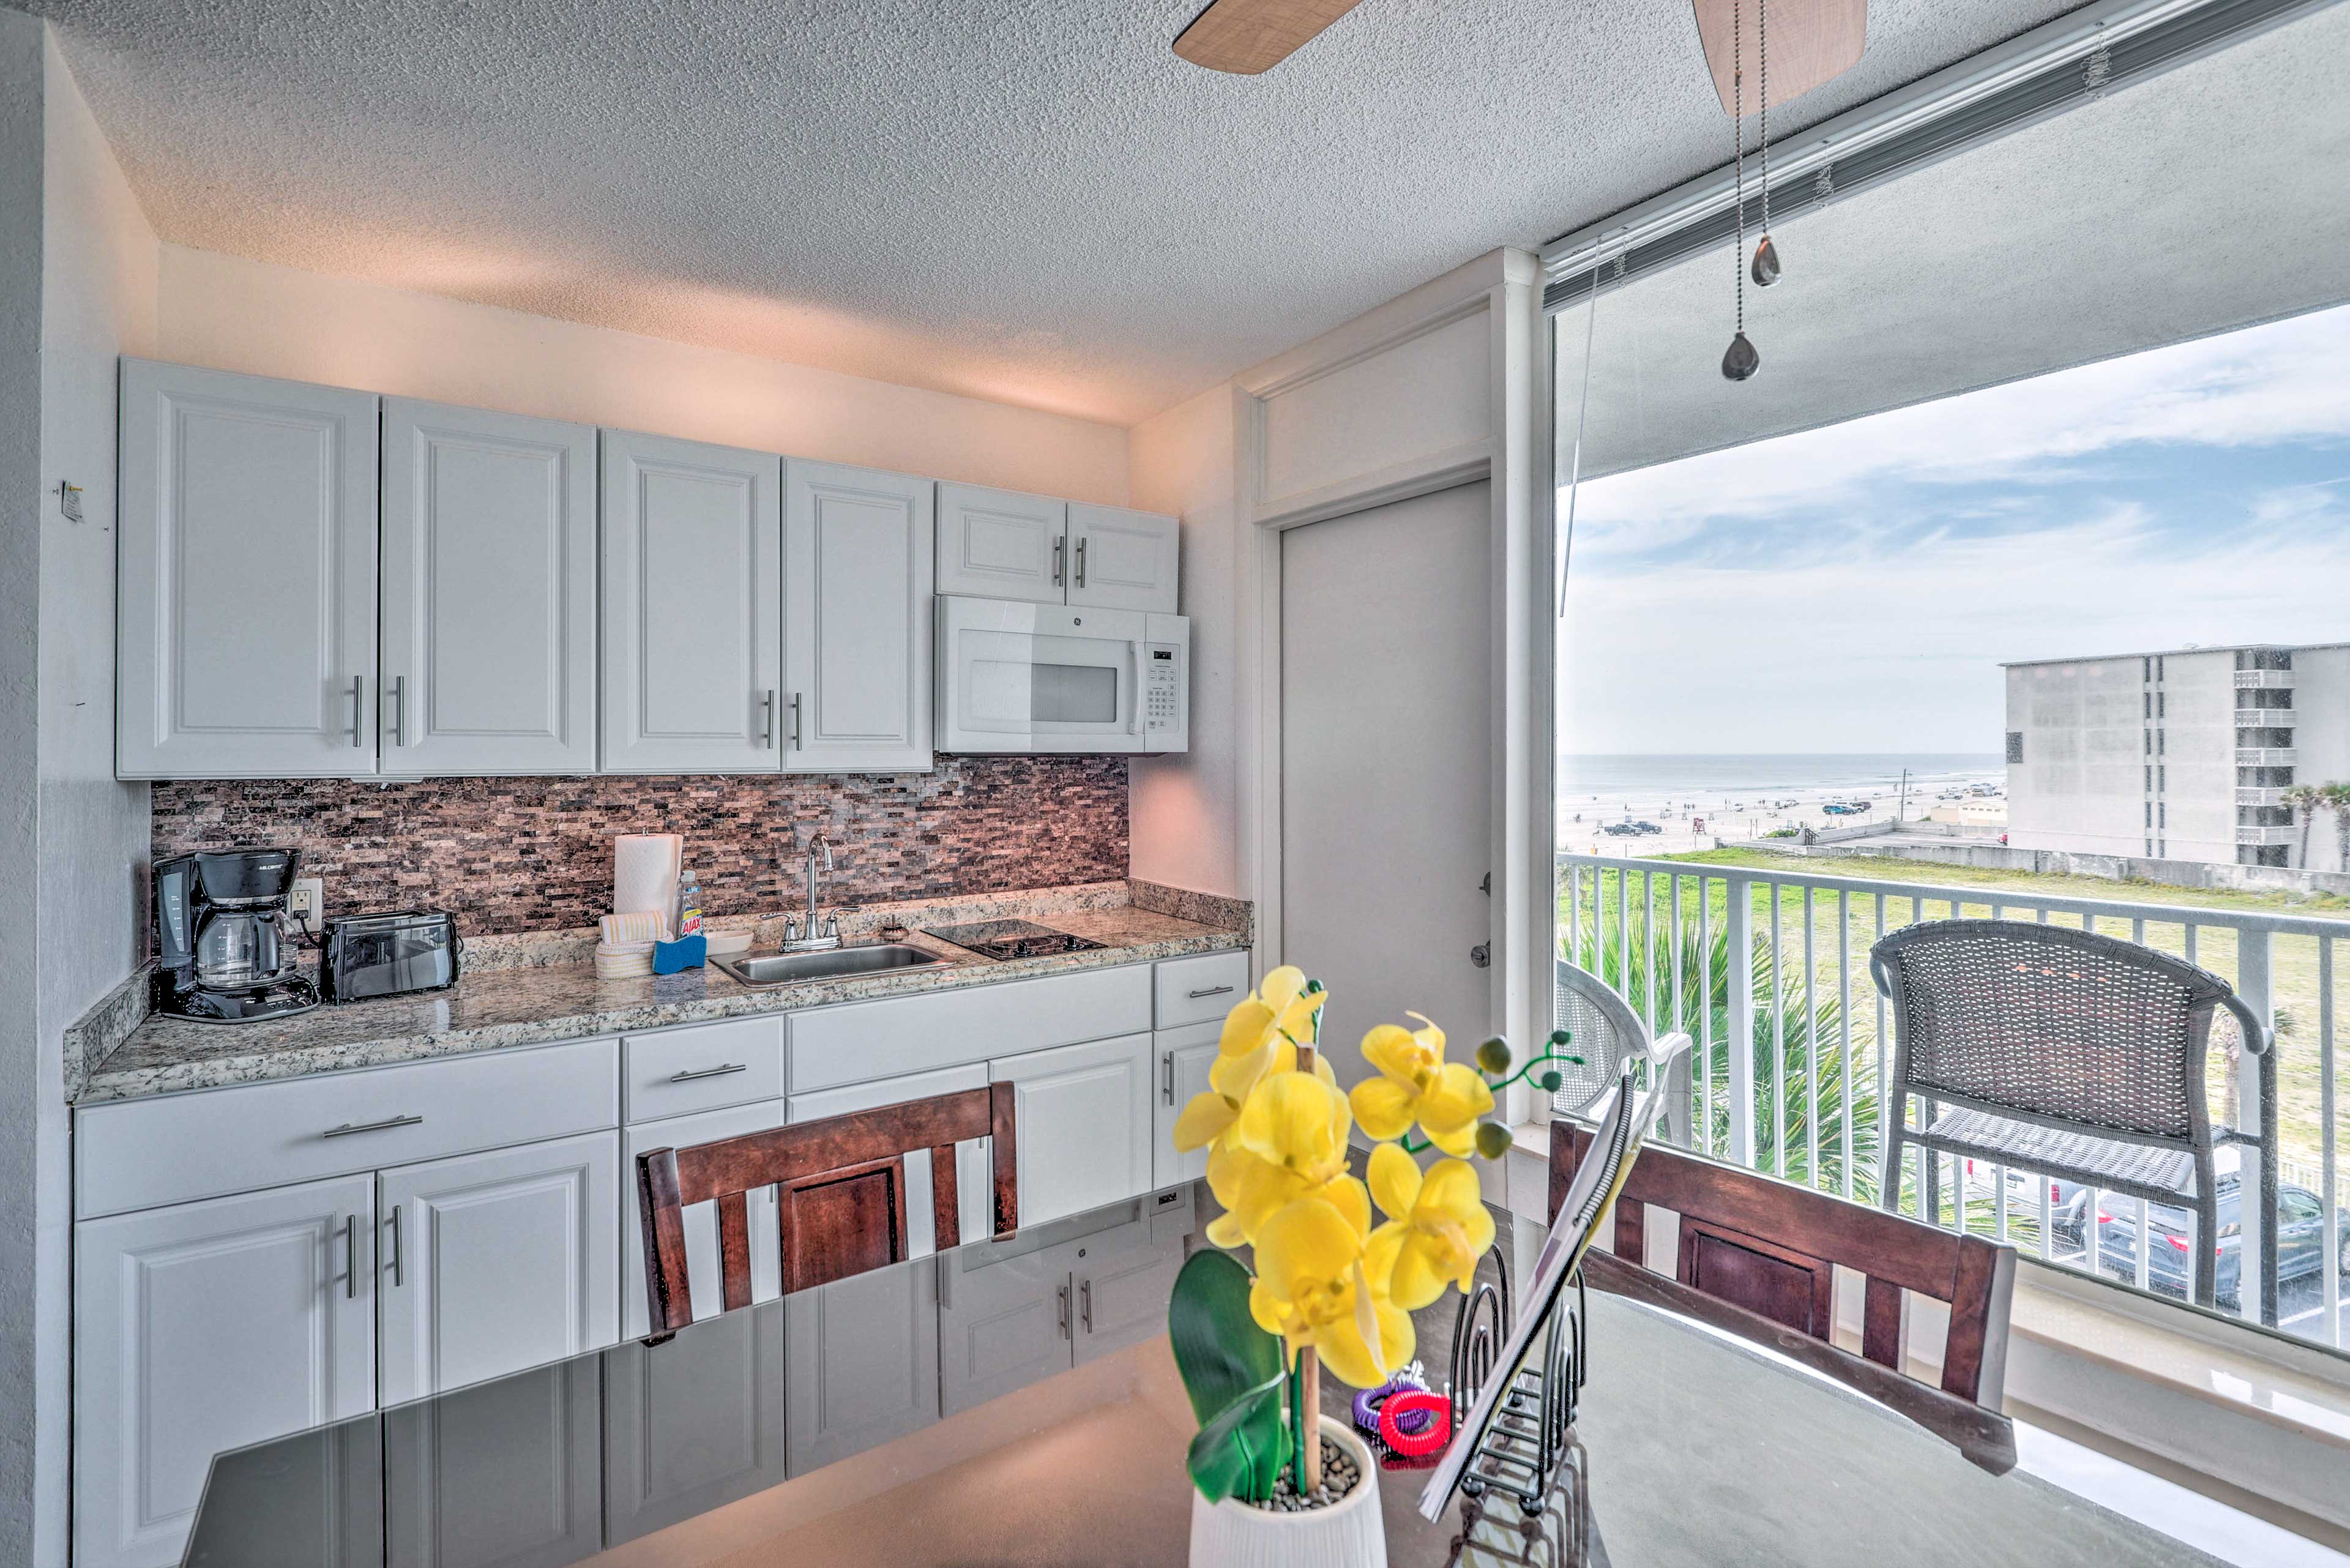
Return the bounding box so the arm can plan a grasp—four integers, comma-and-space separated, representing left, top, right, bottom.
1559, 753, 2004, 796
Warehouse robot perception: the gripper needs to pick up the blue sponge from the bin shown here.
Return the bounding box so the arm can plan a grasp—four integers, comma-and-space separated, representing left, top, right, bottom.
652, 934, 707, 974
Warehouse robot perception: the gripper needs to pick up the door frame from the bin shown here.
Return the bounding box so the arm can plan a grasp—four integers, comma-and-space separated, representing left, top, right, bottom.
1229, 249, 1553, 1097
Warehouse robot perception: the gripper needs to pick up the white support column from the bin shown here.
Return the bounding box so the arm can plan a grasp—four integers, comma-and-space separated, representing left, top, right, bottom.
1726, 875, 1758, 1168
2234, 929, 2271, 1326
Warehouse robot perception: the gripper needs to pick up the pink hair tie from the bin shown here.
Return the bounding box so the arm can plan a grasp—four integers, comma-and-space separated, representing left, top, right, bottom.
1378, 1389, 1452, 1458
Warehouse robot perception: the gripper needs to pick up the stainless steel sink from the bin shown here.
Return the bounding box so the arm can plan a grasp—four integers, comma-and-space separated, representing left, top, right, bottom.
712, 943, 947, 987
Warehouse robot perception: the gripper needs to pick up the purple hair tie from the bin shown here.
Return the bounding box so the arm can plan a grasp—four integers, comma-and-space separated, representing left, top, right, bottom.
1352, 1362, 1436, 1438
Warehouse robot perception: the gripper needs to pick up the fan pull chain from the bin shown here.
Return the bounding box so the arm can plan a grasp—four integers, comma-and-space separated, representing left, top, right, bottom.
1722, 0, 1759, 380
1753, 0, 1781, 287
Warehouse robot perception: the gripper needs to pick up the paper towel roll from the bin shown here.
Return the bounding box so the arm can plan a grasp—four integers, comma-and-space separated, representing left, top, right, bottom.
614, 834, 682, 925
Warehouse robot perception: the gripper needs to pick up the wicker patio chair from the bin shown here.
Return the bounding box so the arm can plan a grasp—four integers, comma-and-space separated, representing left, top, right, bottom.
1551, 959, 1692, 1146
1870, 919, 2277, 1320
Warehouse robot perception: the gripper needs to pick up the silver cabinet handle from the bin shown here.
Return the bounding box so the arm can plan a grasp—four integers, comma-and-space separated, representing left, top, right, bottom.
1186, 985, 1235, 1000
1057, 1281, 1071, 1339
760, 690, 776, 748
790, 692, 804, 750
1074, 535, 1087, 588
1051, 536, 1065, 588
349, 676, 365, 748
670, 1062, 748, 1083
385, 1204, 405, 1288
386, 674, 407, 747
342, 1214, 359, 1299
1162, 1051, 1174, 1106
321, 1113, 425, 1139
1079, 1279, 1092, 1334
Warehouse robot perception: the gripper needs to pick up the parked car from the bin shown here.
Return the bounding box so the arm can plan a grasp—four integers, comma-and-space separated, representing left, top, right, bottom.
1630, 821, 1663, 835
2087, 1180, 2346, 1310
1821, 802, 1869, 816
1602, 822, 1642, 837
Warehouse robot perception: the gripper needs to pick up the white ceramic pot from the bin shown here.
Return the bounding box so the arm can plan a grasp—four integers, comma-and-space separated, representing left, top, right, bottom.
1186, 1415, 1387, 1568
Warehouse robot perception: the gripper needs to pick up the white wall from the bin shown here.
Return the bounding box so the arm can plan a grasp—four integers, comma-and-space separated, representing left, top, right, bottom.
1128, 382, 1240, 896
154, 245, 1130, 506
0, 15, 48, 1564
28, 33, 161, 1567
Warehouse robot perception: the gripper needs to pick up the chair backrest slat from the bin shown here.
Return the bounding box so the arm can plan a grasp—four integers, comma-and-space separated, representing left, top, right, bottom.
1551, 1122, 2015, 1409
637, 1081, 1018, 1335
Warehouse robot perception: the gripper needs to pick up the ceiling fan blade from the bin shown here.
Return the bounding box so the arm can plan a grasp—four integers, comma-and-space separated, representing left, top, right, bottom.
1693, 0, 1868, 115
1174, 0, 1367, 76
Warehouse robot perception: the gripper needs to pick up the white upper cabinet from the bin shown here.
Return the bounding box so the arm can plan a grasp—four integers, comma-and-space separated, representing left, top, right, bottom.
118, 360, 381, 780
935, 482, 1068, 603
783, 460, 935, 773
1067, 502, 1179, 613
379, 400, 599, 776
600, 430, 783, 772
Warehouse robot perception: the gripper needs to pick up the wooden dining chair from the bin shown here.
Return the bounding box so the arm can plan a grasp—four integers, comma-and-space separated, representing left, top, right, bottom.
637, 1081, 1019, 1337
1550, 1121, 2017, 1410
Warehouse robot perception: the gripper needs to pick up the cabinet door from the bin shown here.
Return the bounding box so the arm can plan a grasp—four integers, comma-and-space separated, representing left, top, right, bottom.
384, 1360, 601, 1568
937, 1249, 1071, 1416
1066, 502, 1178, 613
602, 1302, 786, 1545
783, 460, 935, 772
75, 1176, 376, 1568
625, 1102, 788, 1340
1153, 1021, 1222, 1189
1075, 1233, 1184, 1365
989, 1033, 1155, 1228
378, 1133, 621, 1407
936, 482, 1067, 603
601, 430, 782, 772
380, 400, 599, 775
118, 359, 380, 780
783, 1257, 941, 1474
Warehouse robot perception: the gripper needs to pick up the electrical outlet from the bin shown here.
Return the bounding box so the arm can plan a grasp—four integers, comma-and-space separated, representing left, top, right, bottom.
288, 877, 324, 936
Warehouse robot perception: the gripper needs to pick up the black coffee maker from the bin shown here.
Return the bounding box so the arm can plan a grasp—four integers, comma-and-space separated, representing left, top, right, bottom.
152, 848, 321, 1023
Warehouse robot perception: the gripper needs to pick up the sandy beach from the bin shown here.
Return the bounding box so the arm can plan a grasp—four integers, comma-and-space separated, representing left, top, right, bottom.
1557, 760, 2006, 857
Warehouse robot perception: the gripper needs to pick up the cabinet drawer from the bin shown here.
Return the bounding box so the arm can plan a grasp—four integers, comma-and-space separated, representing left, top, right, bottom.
625, 1017, 786, 1123
77, 1040, 619, 1219
1152, 950, 1250, 1029
788, 965, 1152, 1093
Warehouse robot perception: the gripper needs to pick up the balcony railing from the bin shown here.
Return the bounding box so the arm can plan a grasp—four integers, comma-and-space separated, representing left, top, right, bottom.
2234, 670, 2296, 689
2237, 747, 2299, 766
2234, 707, 2296, 725
1557, 850, 2346, 1352
2236, 826, 2298, 846
2237, 787, 2291, 807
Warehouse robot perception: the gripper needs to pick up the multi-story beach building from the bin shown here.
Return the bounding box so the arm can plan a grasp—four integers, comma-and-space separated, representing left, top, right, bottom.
2003, 643, 2350, 870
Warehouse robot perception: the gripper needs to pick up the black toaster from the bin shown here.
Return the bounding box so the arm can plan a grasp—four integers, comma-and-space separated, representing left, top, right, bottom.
319, 911, 463, 1004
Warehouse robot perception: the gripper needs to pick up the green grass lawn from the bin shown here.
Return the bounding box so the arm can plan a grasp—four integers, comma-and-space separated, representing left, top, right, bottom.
1559, 848, 2346, 1190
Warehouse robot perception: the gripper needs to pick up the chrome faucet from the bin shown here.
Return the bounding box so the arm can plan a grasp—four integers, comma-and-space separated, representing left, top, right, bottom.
780, 834, 840, 952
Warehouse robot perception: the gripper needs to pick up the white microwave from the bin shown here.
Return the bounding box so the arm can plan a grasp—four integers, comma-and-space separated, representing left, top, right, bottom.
935, 596, 1189, 754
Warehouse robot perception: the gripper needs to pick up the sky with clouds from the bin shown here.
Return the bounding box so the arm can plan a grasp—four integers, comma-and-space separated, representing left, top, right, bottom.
1559, 302, 2350, 756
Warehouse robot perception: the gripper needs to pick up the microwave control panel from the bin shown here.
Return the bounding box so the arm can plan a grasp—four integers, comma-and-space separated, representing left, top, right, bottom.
1143, 643, 1185, 742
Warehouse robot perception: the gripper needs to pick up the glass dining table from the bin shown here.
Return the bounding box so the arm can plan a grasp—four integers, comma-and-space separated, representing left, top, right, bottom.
183, 1186, 2226, 1568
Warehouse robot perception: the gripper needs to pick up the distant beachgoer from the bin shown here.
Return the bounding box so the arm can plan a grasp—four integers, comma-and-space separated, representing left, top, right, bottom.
1801, 826, 1817, 848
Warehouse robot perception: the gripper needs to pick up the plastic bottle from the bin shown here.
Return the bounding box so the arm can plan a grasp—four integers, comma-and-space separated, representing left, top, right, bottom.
674, 870, 703, 939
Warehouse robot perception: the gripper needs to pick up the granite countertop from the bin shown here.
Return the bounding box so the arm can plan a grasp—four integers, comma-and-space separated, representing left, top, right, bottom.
75, 881, 1248, 1107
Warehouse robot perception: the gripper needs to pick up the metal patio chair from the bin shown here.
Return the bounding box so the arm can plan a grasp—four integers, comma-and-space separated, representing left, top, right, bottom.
1551, 959, 1692, 1146
1870, 919, 2277, 1320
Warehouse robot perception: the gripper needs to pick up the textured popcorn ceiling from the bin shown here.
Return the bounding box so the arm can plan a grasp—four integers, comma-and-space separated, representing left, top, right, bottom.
37, 0, 2078, 423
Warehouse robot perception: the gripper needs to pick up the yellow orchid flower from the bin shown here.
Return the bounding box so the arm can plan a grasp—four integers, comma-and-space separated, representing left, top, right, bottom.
1217, 965, 1326, 1062
1246, 1195, 1414, 1389
1365, 1144, 1496, 1310
1201, 1068, 1366, 1246
1203, 1136, 1371, 1247
1169, 1036, 1335, 1155
1348, 1012, 1495, 1157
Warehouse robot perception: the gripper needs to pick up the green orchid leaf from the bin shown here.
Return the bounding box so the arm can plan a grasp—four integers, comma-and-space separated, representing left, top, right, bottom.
1168, 1250, 1292, 1503
1186, 1373, 1289, 1504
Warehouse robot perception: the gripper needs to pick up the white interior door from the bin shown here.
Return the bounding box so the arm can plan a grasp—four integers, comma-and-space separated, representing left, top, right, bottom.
379, 399, 599, 775
377, 1132, 621, 1406
1280, 482, 1493, 1090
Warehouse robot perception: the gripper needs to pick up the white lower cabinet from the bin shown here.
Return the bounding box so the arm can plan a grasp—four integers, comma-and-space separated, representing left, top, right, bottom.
624, 1101, 789, 1340
75, 1176, 379, 1568
937, 1249, 1072, 1417
383, 1359, 602, 1568
988, 1032, 1155, 1228
1075, 1235, 1185, 1365
602, 1302, 788, 1545
784, 1257, 940, 1474
378, 1133, 621, 1406
1153, 1021, 1222, 1189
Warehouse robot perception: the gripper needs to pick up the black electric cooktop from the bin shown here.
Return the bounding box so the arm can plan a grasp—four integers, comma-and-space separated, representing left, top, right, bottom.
922, 919, 1109, 961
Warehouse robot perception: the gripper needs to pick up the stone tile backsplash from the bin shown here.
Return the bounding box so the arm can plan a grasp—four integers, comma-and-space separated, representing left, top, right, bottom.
150, 758, 1130, 936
